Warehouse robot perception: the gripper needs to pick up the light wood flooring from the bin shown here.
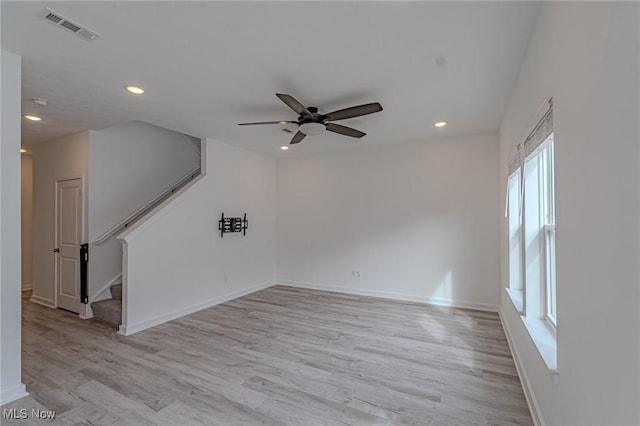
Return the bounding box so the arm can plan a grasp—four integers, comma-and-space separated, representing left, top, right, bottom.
3, 286, 532, 425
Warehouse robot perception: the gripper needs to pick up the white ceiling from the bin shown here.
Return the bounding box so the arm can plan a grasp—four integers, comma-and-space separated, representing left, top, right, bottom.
2, 1, 540, 157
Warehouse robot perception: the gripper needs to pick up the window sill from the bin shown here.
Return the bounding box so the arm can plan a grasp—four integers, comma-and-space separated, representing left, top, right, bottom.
505, 288, 523, 313
520, 315, 558, 376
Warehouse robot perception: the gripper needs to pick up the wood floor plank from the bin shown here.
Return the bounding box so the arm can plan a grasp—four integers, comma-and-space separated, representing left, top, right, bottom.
2, 286, 532, 425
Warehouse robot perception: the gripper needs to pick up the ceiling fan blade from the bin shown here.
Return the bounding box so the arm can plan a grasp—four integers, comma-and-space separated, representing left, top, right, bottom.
325, 123, 366, 138
324, 102, 383, 121
290, 131, 306, 145
276, 93, 311, 116
238, 121, 296, 126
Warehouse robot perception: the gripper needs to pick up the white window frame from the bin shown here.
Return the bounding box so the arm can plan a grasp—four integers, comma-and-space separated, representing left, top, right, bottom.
544, 223, 556, 326
504, 104, 558, 374
507, 169, 523, 294
539, 140, 556, 328
523, 136, 556, 329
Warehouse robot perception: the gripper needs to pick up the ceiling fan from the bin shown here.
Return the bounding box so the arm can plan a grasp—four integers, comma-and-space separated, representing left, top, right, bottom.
238, 93, 383, 145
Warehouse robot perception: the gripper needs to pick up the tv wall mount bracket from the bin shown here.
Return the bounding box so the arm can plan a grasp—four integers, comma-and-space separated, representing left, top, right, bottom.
219, 212, 248, 238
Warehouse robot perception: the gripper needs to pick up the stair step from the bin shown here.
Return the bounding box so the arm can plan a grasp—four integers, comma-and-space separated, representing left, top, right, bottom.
110, 283, 122, 300
91, 298, 122, 325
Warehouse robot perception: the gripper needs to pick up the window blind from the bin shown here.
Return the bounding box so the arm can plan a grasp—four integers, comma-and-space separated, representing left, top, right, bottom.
524, 99, 553, 158
505, 98, 552, 218
507, 144, 522, 176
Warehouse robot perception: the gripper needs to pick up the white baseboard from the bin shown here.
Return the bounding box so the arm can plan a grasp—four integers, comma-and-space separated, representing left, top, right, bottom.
21, 284, 32, 292
29, 295, 55, 308
278, 280, 498, 312
119, 280, 276, 336
499, 308, 544, 426
1, 384, 28, 406
79, 303, 92, 320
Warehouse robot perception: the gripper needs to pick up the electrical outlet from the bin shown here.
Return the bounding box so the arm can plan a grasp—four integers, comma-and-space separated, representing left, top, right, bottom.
351, 270, 356, 277
356, 270, 361, 278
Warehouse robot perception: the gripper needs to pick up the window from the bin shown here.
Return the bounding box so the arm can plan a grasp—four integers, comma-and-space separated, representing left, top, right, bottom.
505, 103, 558, 372
540, 140, 556, 326
524, 136, 556, 329
507, 170, 522, 293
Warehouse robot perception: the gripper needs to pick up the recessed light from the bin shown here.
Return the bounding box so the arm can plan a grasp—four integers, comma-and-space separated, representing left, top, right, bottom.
33, 98, 48, 106
279, 121, 288, 125
280, 146, 289, 151
434, 121, 447, 128
125, 86, 145, 95
24, 115, 42, 121
20, 149, 27, 153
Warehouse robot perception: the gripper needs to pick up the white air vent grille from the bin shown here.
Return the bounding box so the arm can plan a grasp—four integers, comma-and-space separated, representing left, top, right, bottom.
77, 29, 98, 41
44, 12, 63, 24
38, 8, 100, 42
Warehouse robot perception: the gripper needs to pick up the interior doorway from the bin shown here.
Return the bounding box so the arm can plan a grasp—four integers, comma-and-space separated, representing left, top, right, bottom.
54, 177, 84, 313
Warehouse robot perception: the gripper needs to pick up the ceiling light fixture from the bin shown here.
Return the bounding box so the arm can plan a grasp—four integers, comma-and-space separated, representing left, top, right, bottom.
24, 115, 42, 121
125, 86, 145, 95
434, 121, 447, 128
280, 146, 289, 151
299, 122, 326, 136
33, 98, 48, 106
20, 149, 27, 153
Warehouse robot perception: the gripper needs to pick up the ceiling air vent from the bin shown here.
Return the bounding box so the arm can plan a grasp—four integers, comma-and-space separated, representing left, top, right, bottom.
38, 8, 100, 42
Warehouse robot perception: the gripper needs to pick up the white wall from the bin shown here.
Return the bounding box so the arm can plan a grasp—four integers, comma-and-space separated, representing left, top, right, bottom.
278, 132, 500, 310
21, 154, 33, 290
88, 121, 200, 303
1, 49, 27, 404
31, 131, 89, 307
498, 3, 639, 425
88, 121, 200, 240
118, 139, 277, 334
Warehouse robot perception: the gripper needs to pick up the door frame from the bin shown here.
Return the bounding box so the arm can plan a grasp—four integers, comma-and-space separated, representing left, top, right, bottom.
53, 173, 86, 314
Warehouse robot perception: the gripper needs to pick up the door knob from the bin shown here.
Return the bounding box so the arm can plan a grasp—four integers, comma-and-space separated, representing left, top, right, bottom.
53, 248, 60, 253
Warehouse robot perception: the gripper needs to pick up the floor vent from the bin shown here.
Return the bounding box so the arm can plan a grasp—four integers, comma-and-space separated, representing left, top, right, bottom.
38, 8, 100, 42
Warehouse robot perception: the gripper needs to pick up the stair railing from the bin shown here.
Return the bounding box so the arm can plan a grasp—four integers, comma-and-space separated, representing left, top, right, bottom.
92, 166, 201, 245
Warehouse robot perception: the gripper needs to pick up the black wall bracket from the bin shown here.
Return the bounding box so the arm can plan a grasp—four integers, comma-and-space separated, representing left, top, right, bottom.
219, 213, 248, 238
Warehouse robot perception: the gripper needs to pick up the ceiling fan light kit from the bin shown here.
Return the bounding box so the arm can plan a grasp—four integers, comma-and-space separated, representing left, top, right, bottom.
238, 93, 383, 145
299, 122, 325, 136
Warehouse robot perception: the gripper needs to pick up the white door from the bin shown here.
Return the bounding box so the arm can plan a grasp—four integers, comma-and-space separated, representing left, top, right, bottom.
55, 178, 83, 313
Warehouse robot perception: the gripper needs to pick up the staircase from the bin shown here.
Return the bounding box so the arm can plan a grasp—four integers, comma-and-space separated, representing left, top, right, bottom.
91, 284, 122, 325
87, 166, 200, 330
